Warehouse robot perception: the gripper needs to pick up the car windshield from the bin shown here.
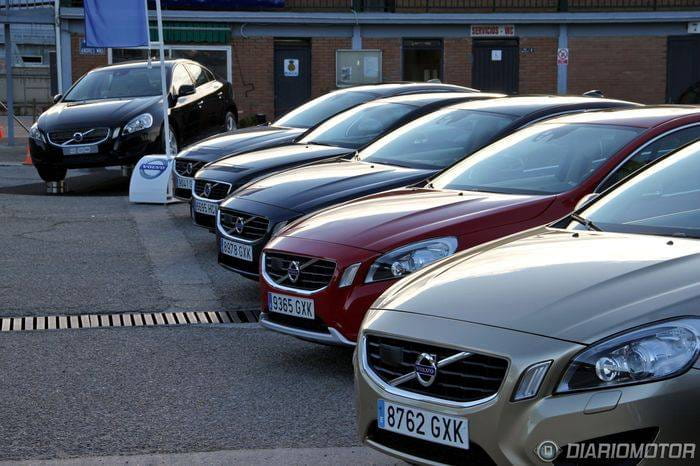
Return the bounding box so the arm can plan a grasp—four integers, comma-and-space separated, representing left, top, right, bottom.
431, 123, 642, 195
274, 90, 376, 129
63, 66, 168, 101
299, 102, 415, 150
569, 142, 700, 239
358, 108, 516, 170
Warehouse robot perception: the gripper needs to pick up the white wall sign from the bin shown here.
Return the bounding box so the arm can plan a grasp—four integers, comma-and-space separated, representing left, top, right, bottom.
284, 59, 299, 77
471, 25, 515, 37
689, 22, 700, 34
557, 47, 569, 65
491, 50, 502, 61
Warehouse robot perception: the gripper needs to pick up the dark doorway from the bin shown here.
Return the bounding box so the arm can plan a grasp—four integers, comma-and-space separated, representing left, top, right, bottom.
403, 39, 443, 82
274, 38, 312, 118
667, 36, 700, 103
472, 39, 519, 94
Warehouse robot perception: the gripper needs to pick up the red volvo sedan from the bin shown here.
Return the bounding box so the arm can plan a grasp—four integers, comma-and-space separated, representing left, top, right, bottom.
259, 107, 700, 345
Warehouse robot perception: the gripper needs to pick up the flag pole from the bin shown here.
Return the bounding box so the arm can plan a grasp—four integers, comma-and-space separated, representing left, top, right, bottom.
153, 0, 172, 159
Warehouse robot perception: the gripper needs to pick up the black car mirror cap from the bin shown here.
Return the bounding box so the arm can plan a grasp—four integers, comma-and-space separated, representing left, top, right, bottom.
53, 93, 62, 104
177, 84, 196, 98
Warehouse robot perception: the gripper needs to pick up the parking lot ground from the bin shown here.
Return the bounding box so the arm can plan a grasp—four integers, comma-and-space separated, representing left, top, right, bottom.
0, 164, 397, 464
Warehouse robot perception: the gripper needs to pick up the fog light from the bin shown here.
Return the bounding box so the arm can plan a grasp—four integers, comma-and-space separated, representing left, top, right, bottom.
339, 263, 361, 288
512, 361, 551, 401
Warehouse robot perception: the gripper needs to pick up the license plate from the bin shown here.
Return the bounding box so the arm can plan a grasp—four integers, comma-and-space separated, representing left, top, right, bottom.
176, 175, 193, 190
220, 237, 253, 262
63, 145, 98, 156
193, 199, 217, 216
267, 292, 315, 320
377, 400, 469, 450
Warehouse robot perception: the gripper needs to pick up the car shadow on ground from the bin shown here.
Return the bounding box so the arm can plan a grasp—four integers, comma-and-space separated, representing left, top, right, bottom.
0, 169, 129, 197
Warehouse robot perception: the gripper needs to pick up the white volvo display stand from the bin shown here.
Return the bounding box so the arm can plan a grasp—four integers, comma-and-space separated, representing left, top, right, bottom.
128, 155, 180, 204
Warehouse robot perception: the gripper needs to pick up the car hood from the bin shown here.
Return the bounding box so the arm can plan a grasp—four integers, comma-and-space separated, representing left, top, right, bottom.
374, 229, 700, 344
178, 126, 305, 164
38, 96, 161, 130
232, 161, 435, 214
282, 188, 553, 252
195, 144, 354, 186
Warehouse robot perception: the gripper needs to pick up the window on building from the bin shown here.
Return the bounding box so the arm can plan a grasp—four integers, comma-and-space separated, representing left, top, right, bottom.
402, 39, 443, 82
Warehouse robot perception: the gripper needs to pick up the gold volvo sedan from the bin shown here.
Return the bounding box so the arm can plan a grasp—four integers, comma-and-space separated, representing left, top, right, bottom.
355, 141, 700, 465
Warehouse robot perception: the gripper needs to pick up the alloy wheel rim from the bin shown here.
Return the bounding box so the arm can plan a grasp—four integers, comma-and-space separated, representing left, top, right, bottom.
226, 114, 236, 131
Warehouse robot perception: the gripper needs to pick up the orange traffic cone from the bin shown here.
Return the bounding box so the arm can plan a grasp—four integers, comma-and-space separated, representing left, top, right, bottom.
23, 144, 32, 165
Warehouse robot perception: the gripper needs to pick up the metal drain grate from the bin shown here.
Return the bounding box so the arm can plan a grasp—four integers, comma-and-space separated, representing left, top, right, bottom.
0, 310, 259, 332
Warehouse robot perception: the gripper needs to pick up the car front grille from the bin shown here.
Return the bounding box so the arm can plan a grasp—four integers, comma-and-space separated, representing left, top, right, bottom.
365, 335, 508, 403
219, 209, 270, 242
48, 127, 110, 146
175, 159, 205, 177
264, 252, 336, 292
194, 179, 232, 200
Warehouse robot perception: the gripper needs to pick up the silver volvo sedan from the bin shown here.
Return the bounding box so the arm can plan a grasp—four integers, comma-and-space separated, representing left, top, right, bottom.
355, 140, 700, 465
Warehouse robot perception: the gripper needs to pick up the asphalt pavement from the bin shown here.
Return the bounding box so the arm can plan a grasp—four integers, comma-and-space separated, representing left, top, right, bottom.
0, 160, 398, 464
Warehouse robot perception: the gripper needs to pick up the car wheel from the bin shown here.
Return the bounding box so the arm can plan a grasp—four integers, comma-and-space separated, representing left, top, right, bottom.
224, 111, 237, 131
35, 165, 67, 182
165, 125, 178, 156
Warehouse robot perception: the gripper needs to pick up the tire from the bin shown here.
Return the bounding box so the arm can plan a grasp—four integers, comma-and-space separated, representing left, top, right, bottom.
164, 125, 178, 156
35, 165, 67, 182
224, 111, 237, 132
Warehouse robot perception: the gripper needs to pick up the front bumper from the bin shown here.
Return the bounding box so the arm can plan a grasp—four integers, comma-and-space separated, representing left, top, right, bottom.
260, 236, 389, 344
29, 128, 160, 169
356, 310, 700, 465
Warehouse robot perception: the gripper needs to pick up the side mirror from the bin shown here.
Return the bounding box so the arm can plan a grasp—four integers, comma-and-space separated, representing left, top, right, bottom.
177, 84, 196, 99
53, 94, 62, 104
575, 193, 600, 211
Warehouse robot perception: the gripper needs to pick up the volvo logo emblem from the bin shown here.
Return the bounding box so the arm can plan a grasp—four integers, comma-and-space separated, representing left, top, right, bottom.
234, 217, 245, 234
287, 261, 301, 283
415, 353, 438, 387
203, 183, 213, 197
73, 132, 84, 142
185, 162, 194, 175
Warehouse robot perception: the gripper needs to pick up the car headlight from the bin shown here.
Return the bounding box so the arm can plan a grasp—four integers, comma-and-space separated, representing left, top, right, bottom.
365, 237, 458, 283
271, 221, 289, 237
122, 113, 153, 135
556, 318, 700, 394
29, 124, 45, 143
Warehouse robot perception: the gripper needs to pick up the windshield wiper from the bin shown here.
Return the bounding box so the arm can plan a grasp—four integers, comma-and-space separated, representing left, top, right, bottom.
570, 213, 603, 232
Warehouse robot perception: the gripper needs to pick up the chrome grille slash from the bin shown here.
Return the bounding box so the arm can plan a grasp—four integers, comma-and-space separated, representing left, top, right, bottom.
193, 179, 232, 201
361, 335, 508, 408
263, 252, 335, 294
48, 127, 110, 146
175, 159, 205, 177
218, 209, 270, 242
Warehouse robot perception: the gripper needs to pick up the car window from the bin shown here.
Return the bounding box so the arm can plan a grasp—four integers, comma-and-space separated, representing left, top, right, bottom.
597, 125, 700, 192
274, 91, 377, 129
185, 64, 209, 87
171, 65, 193, 94
299, 102, 414, 150
431, 123, 642, 195
358, 108, 515, 170
63, 66, 166, 101
571, 142, 700, 238
203, 67, 215, 81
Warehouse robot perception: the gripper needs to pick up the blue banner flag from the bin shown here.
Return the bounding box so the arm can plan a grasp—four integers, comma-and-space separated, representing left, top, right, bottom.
85, 0, 149, 48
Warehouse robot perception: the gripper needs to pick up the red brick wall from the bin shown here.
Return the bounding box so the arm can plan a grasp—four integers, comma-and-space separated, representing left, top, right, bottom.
311, 37, 352, 97
71, 35, 108, 81
232, 36, 275, 121
363, 38, 402, 82
519, 37, 557, 95
568, 36, 667, 104
444, 38, 472, 87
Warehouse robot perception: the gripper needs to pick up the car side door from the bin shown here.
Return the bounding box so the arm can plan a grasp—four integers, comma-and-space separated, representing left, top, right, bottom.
596, 123, 700, 193
185, 64, 220, 137
170, 64, 199, 145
